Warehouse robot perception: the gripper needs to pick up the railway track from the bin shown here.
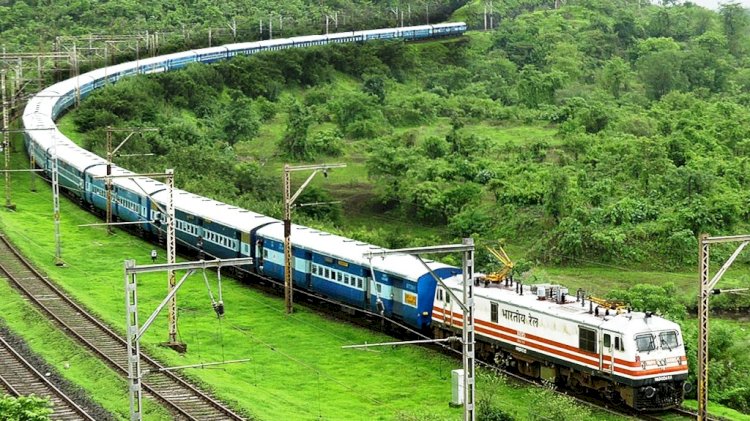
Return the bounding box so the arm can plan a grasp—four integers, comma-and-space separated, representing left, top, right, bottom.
0, 334, 96, 420
0, 234, 245, 421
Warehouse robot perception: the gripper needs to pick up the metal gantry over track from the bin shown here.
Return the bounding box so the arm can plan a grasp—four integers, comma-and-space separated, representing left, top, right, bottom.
697, 234, 750, 421
351, 238, 476, 421
124, 256, 253, 421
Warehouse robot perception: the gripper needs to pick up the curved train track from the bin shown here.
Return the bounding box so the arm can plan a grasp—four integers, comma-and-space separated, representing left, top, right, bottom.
0, 234, 245, 421
0, 334, 97, 420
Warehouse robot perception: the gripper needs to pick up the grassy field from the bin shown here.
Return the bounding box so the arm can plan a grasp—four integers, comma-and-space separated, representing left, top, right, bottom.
0, 141, 626, 420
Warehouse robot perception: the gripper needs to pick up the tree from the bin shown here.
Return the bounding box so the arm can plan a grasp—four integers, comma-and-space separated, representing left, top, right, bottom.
600, 57, 631, 99
638, 50, 688, 100
279, 99, 314, 160
222, 97, 260, 145
517, 65, 564, 107
720, 2, 749, 57
544, 170, 568, 223
362, 73, 386, 103
606, 283, 686, 320
0, 395, 52, 421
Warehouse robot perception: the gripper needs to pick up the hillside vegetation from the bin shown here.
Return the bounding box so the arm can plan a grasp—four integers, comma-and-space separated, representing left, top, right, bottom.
68, 0, 750, 268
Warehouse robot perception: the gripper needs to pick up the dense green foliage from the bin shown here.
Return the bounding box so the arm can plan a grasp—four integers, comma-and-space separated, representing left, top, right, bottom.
0, 395, 51, 421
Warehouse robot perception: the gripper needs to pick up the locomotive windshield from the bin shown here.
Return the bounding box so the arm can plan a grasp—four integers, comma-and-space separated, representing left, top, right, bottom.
635, 334, 655, 352
659, 331, 679, 350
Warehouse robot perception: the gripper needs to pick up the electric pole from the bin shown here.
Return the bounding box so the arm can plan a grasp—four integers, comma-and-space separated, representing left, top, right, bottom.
283, 163, 346, 314
698, 234, 750, 421
1, 70, 13, 210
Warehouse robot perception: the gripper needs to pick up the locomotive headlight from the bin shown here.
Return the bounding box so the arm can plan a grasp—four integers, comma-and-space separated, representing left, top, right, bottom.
422, 312, 429, 316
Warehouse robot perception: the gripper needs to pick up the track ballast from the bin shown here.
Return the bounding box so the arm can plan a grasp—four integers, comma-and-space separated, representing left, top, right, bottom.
0, 333, 97, 421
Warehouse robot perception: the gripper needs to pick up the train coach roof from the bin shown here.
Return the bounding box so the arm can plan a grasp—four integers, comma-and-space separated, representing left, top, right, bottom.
440, 275, 681, 333
260, 38, 293, 48
258, 223, 456, 280
431, 22, 465, 28
224, 41, 262, 51
192, 46, 229, 55
148, 187, 280, 232
292, 35, 327, 43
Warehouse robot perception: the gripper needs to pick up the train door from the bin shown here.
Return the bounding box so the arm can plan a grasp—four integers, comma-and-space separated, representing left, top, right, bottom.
443, 288, 454, 327
363, 273, 371, 309
304, 250, 313, 289
600, 330, 616, 375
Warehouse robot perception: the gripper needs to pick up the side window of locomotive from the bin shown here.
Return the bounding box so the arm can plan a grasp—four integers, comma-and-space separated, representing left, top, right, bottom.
437, 289, 443, 301
490, 302, 498, 323
615, 336, 623, 351
578, 327, 597, 353
659, 331, 678, 350
603, 334, 611, 349
635, 334, 656, 352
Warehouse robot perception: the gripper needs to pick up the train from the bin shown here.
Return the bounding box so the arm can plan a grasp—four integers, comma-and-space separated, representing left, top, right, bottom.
20, 21, 688, 411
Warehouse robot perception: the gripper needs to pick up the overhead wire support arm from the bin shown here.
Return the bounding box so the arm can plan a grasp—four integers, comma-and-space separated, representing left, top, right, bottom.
342, 337, 460, 349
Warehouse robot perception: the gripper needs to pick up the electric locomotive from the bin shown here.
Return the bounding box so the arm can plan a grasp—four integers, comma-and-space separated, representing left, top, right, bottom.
433, 275, 689, 410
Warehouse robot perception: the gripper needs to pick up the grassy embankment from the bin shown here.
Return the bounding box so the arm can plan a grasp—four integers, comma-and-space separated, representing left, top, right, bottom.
0, 141, 624, 420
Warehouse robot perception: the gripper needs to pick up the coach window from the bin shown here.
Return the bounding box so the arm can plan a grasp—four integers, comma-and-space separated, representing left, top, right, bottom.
490, 302, 498, 323
603, 334, 611, 349
325, 268, 330, 279
579, 327, 597, 353
635, 334, 656, 352
358, 279, 363, 289
312, 265, 318, 275
659, 331, 678, 350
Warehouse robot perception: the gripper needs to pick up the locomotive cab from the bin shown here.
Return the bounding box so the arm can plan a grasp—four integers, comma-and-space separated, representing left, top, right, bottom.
606, 313, 688, 410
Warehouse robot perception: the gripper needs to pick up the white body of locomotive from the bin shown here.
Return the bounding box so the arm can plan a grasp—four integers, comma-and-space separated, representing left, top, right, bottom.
432, 275, 688, 410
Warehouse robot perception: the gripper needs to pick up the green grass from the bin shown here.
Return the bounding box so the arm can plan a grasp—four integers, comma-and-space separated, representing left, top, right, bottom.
0, 137, 630, 420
